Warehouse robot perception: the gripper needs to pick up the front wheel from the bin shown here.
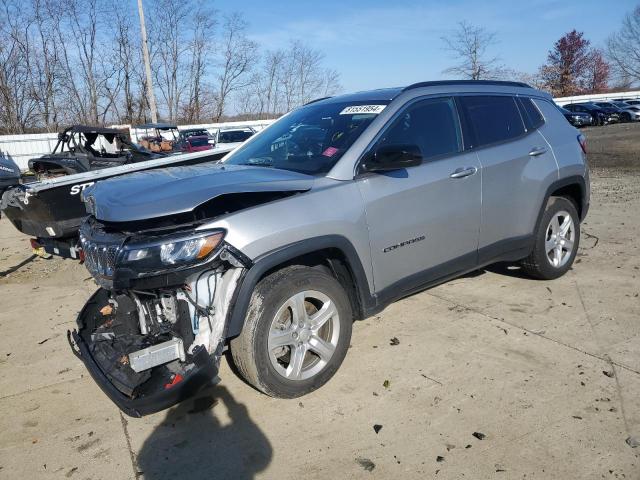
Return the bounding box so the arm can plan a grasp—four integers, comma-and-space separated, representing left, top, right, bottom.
521, 196, 580, 280
230, 265, 353, 398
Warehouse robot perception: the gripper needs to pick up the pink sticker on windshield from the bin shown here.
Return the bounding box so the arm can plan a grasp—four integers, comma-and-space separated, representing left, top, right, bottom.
322, 147, 339, 157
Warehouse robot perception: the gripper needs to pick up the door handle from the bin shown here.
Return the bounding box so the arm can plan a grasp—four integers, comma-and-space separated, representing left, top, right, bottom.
529, 146, 547, 157
450, 166, 477, 179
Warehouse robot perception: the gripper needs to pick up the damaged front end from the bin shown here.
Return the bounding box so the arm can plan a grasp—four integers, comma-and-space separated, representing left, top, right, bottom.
69, 216, 250, 417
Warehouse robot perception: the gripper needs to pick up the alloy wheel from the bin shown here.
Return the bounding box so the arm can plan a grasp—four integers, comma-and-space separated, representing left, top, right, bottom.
267, 290, 340, 381
545, 210, 575, 268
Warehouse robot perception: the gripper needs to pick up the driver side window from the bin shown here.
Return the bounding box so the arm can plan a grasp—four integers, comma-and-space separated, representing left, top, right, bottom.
376, 97, 462, 161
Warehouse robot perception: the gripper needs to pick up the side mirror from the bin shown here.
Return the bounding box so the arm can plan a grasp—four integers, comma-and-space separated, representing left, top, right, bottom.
360, 144, 422, 173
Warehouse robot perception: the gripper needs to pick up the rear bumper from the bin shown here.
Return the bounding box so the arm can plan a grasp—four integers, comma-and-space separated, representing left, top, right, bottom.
69, 289, 219, 417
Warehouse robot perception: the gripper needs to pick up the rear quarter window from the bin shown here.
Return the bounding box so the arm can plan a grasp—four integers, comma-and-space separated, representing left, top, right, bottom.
518, 97, 545, 130
458, 96, 526, 148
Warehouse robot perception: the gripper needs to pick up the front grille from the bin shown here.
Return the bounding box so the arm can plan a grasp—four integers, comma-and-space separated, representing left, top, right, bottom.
80, 237, 121, 277
79, 217, 126, 286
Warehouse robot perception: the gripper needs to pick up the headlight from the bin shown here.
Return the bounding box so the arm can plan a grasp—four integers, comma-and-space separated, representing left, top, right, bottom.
122, 230, 225, 270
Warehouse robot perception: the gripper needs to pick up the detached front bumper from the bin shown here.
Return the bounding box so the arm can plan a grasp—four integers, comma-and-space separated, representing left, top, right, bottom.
68, 289, 219, 417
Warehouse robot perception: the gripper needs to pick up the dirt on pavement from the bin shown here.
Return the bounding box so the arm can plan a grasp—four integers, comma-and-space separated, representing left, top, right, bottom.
0, 125, 639, 479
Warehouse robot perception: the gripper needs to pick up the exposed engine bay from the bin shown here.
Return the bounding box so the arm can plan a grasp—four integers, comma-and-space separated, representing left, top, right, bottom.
74, 263, 243, 402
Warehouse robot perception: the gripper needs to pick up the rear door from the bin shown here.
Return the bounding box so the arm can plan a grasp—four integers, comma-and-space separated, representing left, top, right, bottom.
457, 95, 558, 262
357, 96, 481, 294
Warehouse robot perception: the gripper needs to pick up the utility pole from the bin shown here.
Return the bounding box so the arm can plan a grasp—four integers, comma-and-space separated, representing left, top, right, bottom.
137, 0, 158, 123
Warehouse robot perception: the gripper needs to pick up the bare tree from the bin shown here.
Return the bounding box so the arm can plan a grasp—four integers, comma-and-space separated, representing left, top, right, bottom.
0, 0, 38, 133
441, 21, 503, 80
607, 6, 640, 86
29, 0, 63, 131
214, 12, 258, 121
182, 4, 217, 122
148, 0, 191, 121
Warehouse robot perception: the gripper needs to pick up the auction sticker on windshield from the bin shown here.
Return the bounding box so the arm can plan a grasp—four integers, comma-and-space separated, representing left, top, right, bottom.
339, 105, 386, 115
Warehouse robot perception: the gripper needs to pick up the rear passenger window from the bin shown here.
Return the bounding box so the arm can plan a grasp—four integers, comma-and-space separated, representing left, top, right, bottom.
376, 97, 461, 160
458, 96, 525, 148
518, 97, 545, 130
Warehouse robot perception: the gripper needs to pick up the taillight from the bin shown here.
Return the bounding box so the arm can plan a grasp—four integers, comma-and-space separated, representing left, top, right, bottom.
577, 134, 587, 154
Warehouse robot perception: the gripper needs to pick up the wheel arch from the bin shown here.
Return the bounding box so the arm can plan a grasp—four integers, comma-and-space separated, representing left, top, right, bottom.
538, 175, 588, 227
224, 235, 375, 339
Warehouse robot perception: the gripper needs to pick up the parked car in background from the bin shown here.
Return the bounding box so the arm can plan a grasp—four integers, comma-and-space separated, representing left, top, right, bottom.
213, 127, 255, 149
593, 102, 640, 122
70, 80, 590, 416
558, 106, 592, 127
178, 135, 214, 153
175, 129, 214, 153
28, 125, 160, 179
612, 98, 640, 105
563, 103, 617, 125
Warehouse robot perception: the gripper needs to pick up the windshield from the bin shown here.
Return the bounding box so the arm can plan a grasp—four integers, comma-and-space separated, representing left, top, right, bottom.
223, 100, 389, 175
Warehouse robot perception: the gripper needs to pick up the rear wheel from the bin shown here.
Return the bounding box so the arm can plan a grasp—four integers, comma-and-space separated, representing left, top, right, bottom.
230, 265, 352, 398
521, 196, 580, 280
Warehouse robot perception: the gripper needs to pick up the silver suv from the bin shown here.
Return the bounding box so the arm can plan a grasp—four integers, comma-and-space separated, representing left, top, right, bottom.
71, 80, 590, 416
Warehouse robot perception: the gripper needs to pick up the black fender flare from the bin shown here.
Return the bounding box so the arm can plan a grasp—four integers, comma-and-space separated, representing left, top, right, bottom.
224, 235, 374, 339
534, 174, 588, 231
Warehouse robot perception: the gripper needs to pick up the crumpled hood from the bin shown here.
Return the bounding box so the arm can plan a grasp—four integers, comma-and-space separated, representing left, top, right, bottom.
83, 163, 314, 222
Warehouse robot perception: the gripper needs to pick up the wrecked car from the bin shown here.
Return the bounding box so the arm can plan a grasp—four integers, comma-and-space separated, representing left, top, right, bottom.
70, 80, 590, 416
29, 125, 160, 180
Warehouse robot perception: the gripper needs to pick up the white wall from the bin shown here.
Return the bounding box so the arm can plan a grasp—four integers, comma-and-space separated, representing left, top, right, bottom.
0, 119, 275, 172
555, 90, 640, 106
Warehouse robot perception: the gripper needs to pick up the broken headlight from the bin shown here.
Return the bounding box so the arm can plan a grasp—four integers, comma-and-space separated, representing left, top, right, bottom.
121, 230, 225, 270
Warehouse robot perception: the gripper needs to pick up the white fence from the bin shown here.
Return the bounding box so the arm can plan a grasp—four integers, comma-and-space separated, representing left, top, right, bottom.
555, 90, 640, 106
0, 119, 275, 172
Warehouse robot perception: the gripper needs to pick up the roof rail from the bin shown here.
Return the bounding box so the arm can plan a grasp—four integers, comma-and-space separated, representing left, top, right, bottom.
403, 80, 532, 91
304, 96, 332, 106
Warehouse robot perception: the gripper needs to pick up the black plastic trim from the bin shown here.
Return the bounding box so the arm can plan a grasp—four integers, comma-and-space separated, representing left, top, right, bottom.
538, 175, 588, 223
404, 80, 531, 91
70, 289, 218, 417
224, 235, 374, 339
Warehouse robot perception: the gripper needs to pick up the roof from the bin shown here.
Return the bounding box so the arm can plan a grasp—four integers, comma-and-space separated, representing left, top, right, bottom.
135, 123, 178, 130
64, 125, 124, 135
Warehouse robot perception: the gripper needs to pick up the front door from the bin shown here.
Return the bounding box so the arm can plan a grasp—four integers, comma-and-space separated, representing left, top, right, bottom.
356, 97, 481, 295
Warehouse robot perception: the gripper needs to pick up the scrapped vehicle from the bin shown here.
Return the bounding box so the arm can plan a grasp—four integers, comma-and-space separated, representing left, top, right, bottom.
135, 123, 180, 153
70, 80, 590, 417
0, 156, 21, 217
558, 106, 592, 127
1, 146, 234, 259
28, 126, 159, 179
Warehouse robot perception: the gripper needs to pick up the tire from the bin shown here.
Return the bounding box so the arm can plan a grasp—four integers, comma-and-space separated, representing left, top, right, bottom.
230, 265, 353, 398
621, 112, 631, 123
521, 196, 580, 280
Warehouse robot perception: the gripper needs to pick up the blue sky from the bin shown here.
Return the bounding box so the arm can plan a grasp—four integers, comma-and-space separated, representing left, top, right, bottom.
215, 0, 637, 92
